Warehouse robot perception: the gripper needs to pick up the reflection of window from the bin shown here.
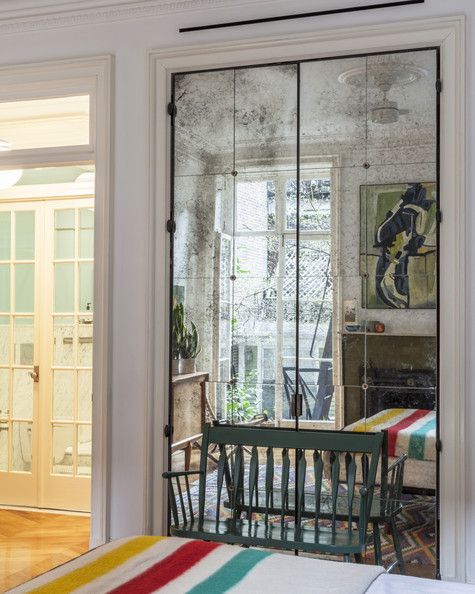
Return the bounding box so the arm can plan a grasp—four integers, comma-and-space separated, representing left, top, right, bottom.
227, 171, 334, 424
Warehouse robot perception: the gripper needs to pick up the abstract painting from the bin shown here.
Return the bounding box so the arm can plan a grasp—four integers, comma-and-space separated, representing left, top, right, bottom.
360, 182, 437, 309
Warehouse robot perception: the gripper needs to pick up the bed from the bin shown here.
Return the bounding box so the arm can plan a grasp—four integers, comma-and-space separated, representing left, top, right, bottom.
345, 408, 436, 491
9, 536, 474, 593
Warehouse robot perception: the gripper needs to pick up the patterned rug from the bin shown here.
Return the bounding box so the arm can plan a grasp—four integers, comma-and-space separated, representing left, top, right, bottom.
183, 465, 436, 570
365, 494, 436, 568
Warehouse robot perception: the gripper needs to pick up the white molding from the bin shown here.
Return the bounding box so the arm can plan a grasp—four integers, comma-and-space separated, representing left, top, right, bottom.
0, 56, 114, 548
0, 0, 280, 34
89, 55, 114, 549
149, 15, 467, 581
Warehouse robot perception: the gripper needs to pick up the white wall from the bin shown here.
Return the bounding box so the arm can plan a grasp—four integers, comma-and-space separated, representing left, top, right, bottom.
0, 0, 472, 579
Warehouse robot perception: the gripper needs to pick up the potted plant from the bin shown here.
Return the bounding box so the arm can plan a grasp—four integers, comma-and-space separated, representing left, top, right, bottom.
171, 302, 185, 375
179, 320, 201, 375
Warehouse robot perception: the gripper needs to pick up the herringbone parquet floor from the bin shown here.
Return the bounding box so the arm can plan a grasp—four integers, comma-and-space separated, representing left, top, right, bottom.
0, 509, 90, 592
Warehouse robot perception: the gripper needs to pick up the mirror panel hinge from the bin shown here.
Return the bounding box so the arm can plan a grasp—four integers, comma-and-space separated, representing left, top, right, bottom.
166, 219, 176, 233
436, 79, 442, 93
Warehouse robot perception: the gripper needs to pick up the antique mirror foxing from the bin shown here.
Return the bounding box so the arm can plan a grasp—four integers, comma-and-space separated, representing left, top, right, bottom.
168, 49, 439, 576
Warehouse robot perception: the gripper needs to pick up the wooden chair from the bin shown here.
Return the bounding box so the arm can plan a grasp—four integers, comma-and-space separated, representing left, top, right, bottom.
163, 424, 384, 561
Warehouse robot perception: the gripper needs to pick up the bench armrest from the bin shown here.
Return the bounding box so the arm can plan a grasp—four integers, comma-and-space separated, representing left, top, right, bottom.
163, 470, 203, 527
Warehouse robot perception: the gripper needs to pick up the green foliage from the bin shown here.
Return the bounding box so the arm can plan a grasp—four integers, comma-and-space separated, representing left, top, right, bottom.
181, 320, 201, 359
172, 301, 201, 360
226, 370, 260, 423
172, 302, 185, 360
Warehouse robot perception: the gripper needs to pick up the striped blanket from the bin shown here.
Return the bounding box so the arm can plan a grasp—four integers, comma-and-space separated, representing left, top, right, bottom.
346, 408, 436, 462
11, 536, 385, 594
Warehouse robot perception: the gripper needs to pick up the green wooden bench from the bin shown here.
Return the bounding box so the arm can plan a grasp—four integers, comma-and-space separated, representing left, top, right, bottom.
163, 424, 384, 562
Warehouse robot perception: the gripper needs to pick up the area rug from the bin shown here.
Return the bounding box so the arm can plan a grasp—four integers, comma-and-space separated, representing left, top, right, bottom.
364, 494, 436, 568
180, 465, 436, 570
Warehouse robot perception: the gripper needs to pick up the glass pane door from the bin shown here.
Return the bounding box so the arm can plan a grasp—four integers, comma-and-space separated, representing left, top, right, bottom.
40, 200, 93, 512
0, 206, 38, 506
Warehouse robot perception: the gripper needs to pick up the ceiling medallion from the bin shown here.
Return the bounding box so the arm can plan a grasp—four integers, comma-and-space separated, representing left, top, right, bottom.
338, 61, 428, 125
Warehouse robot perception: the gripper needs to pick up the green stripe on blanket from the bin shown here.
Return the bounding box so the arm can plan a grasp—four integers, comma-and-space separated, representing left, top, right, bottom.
408, 417, 436, 460
187, 549, 271, 593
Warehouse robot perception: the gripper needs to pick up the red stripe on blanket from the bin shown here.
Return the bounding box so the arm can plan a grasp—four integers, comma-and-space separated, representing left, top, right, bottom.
109, 540, 221, 594
387, 409, 429, 456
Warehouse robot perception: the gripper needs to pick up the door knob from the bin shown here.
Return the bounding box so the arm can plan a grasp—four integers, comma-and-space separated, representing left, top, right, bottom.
30, 365, 39, 382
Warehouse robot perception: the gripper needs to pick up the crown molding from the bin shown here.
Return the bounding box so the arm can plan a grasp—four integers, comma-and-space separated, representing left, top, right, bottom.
0, 0, 277, 34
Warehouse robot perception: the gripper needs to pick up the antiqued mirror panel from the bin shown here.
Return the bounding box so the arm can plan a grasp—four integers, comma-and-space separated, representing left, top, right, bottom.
169, 49, 439, 577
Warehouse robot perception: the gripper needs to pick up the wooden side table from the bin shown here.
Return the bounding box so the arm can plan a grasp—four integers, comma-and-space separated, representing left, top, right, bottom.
171, 372, 210, 470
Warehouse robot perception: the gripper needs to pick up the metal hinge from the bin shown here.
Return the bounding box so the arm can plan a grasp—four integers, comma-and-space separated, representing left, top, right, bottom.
164, 424, 173, 438
166, 219, 176, 233
436, 438, 442, 453
436, 79, 442, 93
436, 210, 443, 224
167, 102, 177, 117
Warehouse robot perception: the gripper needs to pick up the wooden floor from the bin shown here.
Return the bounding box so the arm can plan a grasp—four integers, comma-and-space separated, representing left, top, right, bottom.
0, 509, 90, 592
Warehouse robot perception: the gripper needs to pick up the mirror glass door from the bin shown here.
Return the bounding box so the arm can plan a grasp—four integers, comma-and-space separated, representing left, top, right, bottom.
169, 49, 438, 577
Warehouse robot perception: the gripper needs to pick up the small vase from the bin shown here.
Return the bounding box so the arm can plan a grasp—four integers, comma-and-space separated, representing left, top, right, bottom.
171, 359, 180, 375
179, 358, 196, 375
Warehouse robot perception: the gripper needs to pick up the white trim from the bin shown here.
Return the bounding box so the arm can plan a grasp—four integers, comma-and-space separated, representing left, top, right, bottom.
0, 0, 281, 34
89, 55, 114, 549
150, 15, 467, 581
0, 56, 114, 548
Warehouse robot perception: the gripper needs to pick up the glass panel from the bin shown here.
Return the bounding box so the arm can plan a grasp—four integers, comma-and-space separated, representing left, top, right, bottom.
0, 95, 90, 150
0, 264, 10, 312
53, 317, 74, 366
14, 263, 34, 312
0, 316, 10, 365
0, 422, 7, 471
15, 211, 35, 260
366, 50, 437, 167
78, 317, 93, 367
12, 369, 33, 420
174, 70, 234, 176
77, 370, 92, 423
300, 56, 367, 170
52, 424, 74, 475
79, 262, 93, 312
0, 212, 11, 260
0, 166, 95, 200
54, 263, 74, 313
53, 370, 74, 421
11, 421, 32, 472
235, 64, 298, 173
54, 209, 75, 259
79, 208, 94, 258
236, 177, 277, 232
173, 174, 234, 280
77, 425, 92, 476
13, 317, 34, 365
0, 369, 9, 417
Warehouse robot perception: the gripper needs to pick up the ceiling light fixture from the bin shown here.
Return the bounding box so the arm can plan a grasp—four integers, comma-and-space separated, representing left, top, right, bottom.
338, 62, 427, 124
0, 139, 23, 189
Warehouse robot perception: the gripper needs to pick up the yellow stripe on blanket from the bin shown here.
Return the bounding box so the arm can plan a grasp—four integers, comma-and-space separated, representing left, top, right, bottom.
349, 408, 406, 432
29, 536, 165, 594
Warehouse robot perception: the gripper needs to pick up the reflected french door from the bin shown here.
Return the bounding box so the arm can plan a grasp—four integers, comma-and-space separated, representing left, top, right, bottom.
0, 198, 93, 511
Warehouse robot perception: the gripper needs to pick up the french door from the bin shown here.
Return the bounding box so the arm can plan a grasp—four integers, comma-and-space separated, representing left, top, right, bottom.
0, 198, 93, 511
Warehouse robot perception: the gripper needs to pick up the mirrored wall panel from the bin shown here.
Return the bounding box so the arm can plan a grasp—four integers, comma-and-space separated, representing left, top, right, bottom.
169, 49, 439, 576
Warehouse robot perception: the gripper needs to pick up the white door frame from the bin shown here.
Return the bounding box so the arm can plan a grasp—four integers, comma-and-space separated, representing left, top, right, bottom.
149, 16, 466, 582
0, 56, 113, 548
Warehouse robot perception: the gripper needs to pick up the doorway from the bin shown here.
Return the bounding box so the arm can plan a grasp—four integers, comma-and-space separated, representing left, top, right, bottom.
0, 173, 94, 512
